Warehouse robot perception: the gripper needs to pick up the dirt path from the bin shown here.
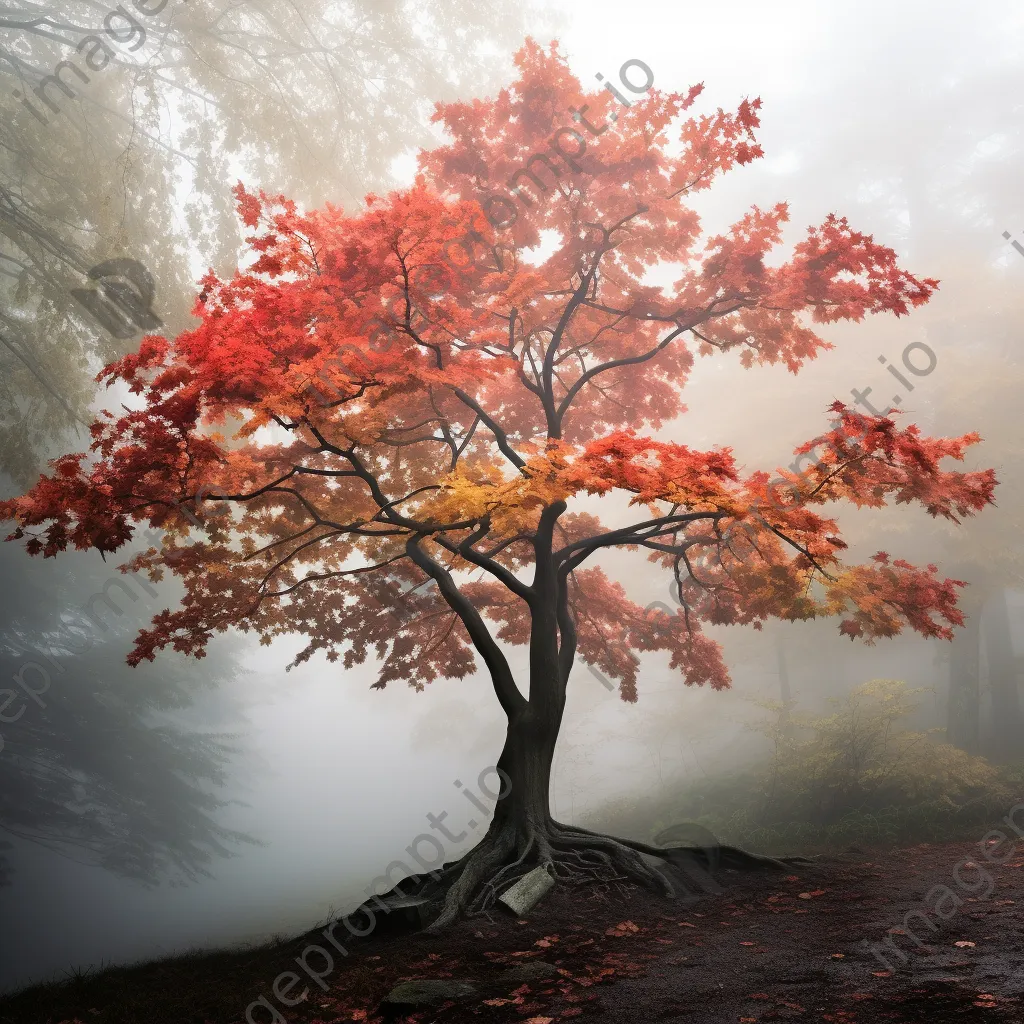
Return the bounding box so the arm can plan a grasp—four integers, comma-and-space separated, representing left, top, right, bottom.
5, 837, 1023, 1024
316, 838, 1024, 1024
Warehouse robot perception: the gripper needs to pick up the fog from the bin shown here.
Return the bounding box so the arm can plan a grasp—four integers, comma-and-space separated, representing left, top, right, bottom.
1, 0, 1023, 1001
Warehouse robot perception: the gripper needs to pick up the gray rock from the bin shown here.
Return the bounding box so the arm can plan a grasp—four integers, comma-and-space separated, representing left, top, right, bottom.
380, 962, 558, 1018
498, 865, 555, 915
382, 978, 479, 1007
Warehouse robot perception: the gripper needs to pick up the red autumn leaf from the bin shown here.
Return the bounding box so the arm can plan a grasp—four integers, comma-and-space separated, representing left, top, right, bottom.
606, 921, 640, 936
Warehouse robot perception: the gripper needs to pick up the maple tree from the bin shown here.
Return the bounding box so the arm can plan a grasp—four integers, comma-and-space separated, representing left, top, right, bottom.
0, 40, 997, 928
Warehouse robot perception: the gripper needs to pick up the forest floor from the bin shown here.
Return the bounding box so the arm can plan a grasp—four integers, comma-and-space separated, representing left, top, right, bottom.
2, 836, 1023, 1024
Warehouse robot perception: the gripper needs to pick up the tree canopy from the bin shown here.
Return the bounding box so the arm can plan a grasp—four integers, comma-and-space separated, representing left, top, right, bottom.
2, 40, 996, 697
0, 0, 541, 484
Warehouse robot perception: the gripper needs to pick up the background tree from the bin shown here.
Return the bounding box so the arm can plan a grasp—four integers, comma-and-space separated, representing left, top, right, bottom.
0, 541, 256, 886
0, 0, 541, 887
926, 359, 1024, 758
0, 0, 545, 484
1, 41, 996, 928
745, 15, 1024, 758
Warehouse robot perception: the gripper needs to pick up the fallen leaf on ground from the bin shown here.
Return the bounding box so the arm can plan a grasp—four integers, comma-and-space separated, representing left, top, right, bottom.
606, 920, 640, 936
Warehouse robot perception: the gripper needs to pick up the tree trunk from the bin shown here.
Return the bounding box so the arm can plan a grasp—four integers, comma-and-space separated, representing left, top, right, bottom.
375, 517, 805, 931
983, 589, 1023, 762
349, 678, 804, 933
491, 698, 563, 837
947, 606, 981, 754
776, 632, 794, 739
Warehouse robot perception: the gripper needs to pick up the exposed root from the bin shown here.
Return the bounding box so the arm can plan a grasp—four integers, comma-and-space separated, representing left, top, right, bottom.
558, 819, 811, 872
424, 823, 517, 932
348, 818, 806, 933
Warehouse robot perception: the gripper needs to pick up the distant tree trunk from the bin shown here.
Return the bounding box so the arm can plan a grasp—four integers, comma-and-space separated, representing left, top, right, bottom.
947, 608, 981, 754
776, 632, 794, 738
983, 589, 1023, 762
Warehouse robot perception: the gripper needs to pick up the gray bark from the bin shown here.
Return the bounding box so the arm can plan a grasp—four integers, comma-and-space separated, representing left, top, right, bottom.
983, 589, 1023, 761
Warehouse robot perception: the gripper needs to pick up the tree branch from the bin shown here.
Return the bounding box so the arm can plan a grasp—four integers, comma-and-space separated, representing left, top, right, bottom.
406, 537, 526, 719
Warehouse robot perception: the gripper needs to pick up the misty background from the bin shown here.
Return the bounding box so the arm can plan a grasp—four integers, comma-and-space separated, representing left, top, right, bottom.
1, 0, 1023, 993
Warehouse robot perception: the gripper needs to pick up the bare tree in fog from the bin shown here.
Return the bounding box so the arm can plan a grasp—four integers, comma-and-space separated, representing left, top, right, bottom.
760, 13, 1024, 760
0, 542, 257, 885
0, 0, 544, 885
0, 0, 546, 484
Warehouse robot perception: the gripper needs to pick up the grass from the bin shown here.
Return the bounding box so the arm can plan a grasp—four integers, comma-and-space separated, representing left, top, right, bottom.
0, 928, 325, 1024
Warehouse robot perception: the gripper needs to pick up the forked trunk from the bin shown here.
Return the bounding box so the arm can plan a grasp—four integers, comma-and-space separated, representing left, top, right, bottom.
983, 589, 1023, 762
947, 607, 981, 754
